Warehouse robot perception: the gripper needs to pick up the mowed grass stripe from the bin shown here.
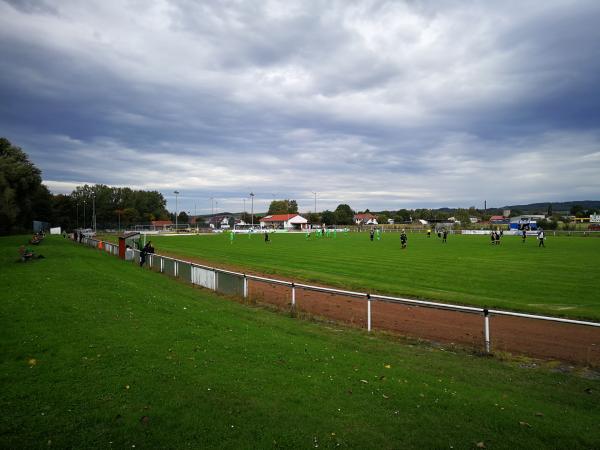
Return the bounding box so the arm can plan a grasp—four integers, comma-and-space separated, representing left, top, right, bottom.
1, 236, 600, 449
141, 233, 600, 320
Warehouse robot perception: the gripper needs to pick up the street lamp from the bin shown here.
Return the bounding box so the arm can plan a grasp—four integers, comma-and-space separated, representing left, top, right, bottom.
92, 192, 96, 232
174, 190, 179, 232
250, 192, 255, 228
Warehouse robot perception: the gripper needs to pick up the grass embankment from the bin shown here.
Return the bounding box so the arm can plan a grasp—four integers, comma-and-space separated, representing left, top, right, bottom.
137, 232, 600, 320
1, 236, 599, 449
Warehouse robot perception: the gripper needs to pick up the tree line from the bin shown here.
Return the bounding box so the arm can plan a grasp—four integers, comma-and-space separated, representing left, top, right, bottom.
0, 138, 170, 235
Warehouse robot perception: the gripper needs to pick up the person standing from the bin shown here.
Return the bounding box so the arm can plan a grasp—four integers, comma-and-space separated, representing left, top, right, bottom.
400, 229, 407, 249
537, 228, 545, 247
442, 229, 448, 243
427, 228, 431, 238
522, 227, 527, 243
140, 241, 154, 267
369, 228, 374, 241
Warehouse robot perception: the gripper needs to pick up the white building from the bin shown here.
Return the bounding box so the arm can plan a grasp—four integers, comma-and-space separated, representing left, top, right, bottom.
260, 214, 309, 230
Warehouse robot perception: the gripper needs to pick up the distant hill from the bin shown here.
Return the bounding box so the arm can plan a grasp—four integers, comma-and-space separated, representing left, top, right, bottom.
500, 201, 600, 213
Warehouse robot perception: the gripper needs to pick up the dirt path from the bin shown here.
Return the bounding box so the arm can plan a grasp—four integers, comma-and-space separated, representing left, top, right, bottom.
158, 250, 600, 367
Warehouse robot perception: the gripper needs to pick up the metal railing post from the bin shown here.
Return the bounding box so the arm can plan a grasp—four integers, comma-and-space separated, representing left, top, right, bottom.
175, 261, 178, 277
367, 293, 372, 332
160, 257, 164, 273
484, 308, 491, 353
291, 282, 296, 307
243, 274, 248, 299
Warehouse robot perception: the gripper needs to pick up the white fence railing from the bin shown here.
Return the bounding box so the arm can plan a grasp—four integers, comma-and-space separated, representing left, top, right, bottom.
77, 237, 600, 365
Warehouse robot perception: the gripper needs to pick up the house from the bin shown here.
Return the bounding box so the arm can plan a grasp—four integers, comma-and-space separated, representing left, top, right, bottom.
469, 217, 479, 223
151, 220, 173, 230
354, 213, 378, 225
259, 214, 308, 230
489, 215, 510, 225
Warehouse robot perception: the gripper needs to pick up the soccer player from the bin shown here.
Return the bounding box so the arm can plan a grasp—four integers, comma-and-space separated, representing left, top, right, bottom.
427, 228, 431, 238
400, 229, 407, 249
537, 228, 545, 247
442, 229, 448, 243
522, 227, 527, 243
370, 229, 374, 241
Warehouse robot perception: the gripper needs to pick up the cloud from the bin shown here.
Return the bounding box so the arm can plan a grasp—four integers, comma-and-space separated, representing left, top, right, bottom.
1, 0, 599, 213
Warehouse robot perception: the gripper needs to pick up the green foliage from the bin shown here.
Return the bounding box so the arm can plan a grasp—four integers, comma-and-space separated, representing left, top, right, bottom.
267, 199, 298, 215
177, 211, 189, 224
70, 184, 169, 228
334, 204, 354, 224
0, 137, 52, 235
307, 212, 321, 224
320, 210, 335, 225
1, 236, 599, 448
570, 204, 585, 217
538, 219, 558, 230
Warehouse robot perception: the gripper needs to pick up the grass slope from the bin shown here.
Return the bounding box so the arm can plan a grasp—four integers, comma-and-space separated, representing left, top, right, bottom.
1, 236, 599, 449
142, 232, 600, 320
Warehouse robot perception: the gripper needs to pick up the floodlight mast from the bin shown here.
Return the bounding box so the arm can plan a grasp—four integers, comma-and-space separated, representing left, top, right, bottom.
312, 191, 317, 214
92, 192, 96, 232
174, 190, 179, 232
250, 192, 255, 228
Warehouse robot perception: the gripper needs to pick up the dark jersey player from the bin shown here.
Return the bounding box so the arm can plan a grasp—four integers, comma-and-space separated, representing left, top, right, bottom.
400, 230, 407, 249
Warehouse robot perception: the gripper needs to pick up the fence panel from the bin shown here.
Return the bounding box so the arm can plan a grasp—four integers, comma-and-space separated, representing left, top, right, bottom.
296, 286, 368, 328
177, 261, 192, 283
216, 271, 244, 297
150, 255, 163, 273
248, 278, 290, 308
163, 258, 176, 277
372, 301, 484, 349
489, 315, 600, 365
132, 249, 141, 265
191, 266, 216, 290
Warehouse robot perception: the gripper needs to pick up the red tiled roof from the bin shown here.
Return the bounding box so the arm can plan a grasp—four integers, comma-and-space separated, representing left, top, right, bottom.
489, 216, 506, 221
354, 213, 376, 220
152, 220, 173, 226
261, 214, 300, 222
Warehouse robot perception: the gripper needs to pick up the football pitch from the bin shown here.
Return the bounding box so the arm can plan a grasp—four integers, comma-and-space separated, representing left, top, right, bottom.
1, 236, 599, 449
145, 232, 600, 321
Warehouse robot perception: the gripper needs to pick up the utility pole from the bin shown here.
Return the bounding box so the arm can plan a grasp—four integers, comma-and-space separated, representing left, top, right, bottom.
312, 191, 317, 214
76, 201, 79, 229
92, 193, 96, 232
174, 190, 179, 232
83, 200, 87, 229
250, 192, 255, 228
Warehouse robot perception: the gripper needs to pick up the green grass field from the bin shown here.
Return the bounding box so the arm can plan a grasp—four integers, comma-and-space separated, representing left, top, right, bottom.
136, 232, 600, 321
1, 236, 599, 449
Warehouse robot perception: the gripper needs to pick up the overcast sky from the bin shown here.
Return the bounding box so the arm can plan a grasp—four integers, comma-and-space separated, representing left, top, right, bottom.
1, 0, 599, 214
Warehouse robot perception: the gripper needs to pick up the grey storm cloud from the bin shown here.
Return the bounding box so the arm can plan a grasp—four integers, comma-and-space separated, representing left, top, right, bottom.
1, 0, 599, 213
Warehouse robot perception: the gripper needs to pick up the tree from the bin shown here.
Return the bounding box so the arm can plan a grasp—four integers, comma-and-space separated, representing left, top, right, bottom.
570, 204, 585, 217
307, 212, 321, 224
320, 210, 335, 225
547, 203, 553, 217
0, 138, 52, 235
377, 213, 389, 224
177, 211, 189, 224
394, 209, 412, 223
334, 204, 354, 225
267, 199, 298, 215
50, 194, 76, 231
